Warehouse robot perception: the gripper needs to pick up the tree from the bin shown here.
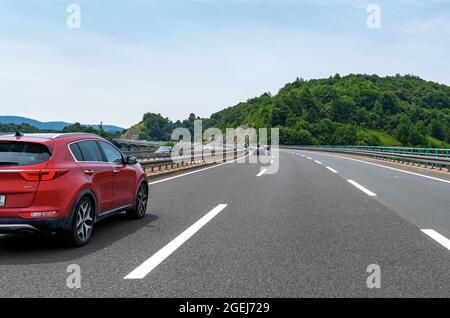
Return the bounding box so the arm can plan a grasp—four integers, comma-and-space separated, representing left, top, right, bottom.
271, 103, 291, 126
331, 96, 356, 122
335, 125, 357, 145
378, 92, 400, 115
430, 119, 445, 140
394, 119, 411, 145
142, 113, 173, 141
408, 126, 426, 146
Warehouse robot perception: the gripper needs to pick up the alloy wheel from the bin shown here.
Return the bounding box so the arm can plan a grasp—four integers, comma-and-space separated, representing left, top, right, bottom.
136, 185, 148, 217
76, 200, 93, 242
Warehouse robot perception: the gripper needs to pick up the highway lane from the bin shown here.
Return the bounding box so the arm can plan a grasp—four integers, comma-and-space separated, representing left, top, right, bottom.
287, 149, 450, 239
0, 156, 262, 297
0, 151, 450, 297
124, 151, 450, 297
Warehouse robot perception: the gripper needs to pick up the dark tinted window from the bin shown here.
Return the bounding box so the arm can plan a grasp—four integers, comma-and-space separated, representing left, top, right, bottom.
0, 142, 51, 166
69, 143, 84, 161
99, 142, 123, 164
77, 140, 103, 162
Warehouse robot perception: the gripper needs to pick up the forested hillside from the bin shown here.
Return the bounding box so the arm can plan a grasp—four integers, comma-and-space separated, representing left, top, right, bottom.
127, 74, 450, 147
0, 122, 122, 141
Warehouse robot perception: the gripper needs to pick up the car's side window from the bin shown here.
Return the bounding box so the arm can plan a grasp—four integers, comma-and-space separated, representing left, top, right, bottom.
69, 143, 84, 161
77, 140, 104, 162
99, 141, 123, 164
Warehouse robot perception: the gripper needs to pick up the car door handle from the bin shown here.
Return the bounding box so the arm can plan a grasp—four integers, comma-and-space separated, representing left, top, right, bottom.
113, 169, 120, 174
84, 170, 95, 175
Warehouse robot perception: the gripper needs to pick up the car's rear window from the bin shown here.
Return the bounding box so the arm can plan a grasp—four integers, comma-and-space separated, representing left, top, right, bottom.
0, 141, 52, 166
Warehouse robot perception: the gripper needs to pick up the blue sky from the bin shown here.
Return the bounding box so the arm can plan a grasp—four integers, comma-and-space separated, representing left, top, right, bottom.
1, 0, 449, 128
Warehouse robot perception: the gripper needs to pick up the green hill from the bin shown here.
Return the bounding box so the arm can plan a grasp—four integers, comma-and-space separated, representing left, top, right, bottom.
126, 74, 450, 147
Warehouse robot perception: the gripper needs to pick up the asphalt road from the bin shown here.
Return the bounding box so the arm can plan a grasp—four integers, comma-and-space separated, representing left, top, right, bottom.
1, 150, 450, 297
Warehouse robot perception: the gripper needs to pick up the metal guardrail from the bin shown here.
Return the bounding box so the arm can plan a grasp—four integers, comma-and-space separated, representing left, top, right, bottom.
313, 146, 450, 158
124, 145, 239, 160
113, 139, 165, 146
137, 149, 247, 175
283, 145, 450, 171
122, 151, 171, 160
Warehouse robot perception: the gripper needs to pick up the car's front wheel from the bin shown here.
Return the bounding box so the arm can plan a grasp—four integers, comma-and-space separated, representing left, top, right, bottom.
127, 182, 148, 220
67, 196, 95, 247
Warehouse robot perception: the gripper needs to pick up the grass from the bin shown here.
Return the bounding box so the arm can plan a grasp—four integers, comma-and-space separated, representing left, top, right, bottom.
357, 128, 401, 146
426, 136, 450, 149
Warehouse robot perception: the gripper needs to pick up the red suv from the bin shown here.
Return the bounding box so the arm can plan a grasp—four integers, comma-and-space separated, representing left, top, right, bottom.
0, 132, 148, 246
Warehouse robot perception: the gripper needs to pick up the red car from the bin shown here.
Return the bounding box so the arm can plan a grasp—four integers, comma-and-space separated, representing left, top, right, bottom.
0, 132, 148, 246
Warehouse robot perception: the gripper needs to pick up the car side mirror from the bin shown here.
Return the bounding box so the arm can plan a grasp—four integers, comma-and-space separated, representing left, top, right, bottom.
126, 156, 138, 165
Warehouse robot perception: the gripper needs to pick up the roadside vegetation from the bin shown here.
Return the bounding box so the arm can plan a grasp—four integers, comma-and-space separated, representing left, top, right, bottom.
127, 74, 450, 147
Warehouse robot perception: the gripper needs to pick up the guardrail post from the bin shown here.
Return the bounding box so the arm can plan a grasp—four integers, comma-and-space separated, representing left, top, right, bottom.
446, 150, 449, 172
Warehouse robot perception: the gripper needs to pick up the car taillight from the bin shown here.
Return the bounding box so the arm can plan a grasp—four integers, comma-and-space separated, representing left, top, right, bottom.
20, 211, 58, 218
19, 170, 40, 182
40, 169, 69, 181
19, 169, 69, 181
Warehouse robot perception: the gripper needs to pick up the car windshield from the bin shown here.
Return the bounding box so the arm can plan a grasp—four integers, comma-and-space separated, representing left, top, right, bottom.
0, 141, 52, 166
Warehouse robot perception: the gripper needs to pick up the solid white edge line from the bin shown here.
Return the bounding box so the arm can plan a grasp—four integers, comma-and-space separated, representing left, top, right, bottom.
347, 179, 377, 197
326, 167, 338, 173
257, 168, 268, 177
306, 157, 312, 160
303, 151, 450, 185
314, 160, 322, 165
148, 154, 249, 185
421, 229, 450, 250
124, 204, 228, 279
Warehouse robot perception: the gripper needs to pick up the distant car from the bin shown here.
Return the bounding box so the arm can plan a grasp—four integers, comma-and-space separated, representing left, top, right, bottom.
202, 145, 216, 156
155, 146, 172, 154
253, 147, 266, 156
0, 132, 148, 247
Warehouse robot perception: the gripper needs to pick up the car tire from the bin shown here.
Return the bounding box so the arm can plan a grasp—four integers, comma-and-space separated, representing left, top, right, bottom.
66, 196, 95, 247
127, 182, 148, 220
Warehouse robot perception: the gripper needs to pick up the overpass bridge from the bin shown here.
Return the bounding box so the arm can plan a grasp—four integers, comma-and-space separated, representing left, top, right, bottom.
113, 138, 164, 153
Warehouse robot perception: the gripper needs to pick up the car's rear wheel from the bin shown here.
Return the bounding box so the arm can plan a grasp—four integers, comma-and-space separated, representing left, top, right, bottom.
127, 183, 148, 220
67, 196, 95, 247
